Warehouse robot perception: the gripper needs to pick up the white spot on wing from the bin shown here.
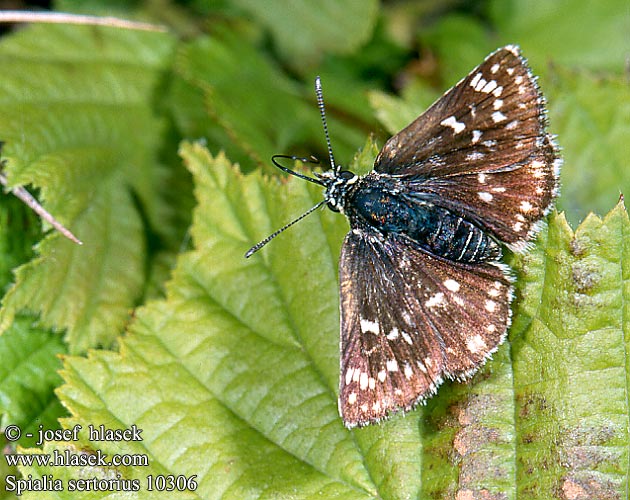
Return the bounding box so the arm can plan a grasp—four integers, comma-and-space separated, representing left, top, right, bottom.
492, 111, 507, 123
477, 173, 486, 183
345, 367, 354, 385
531, 160, 545, 169
472, 130, 482, 144
386, 359, 399, 372
470, 72, 483, 89
440, 115, 466, 134
485, 300, 497, 312
443, 279, 461, 292
474, 77, 488, 92
481, 80, 498, 93
386, 327, 399, 340
466, 152, 485, 161
404, 364, 413, 379
531, 160, 547, 179
478, 192, 493, 202
360, 317, 380, 335
348, 392, 357, 404
377, 370, 387, 382
466, 334, 488, 354
493, 99, 504, 110
360, 372, 369, 390
491, 63, 500, 74
401, 331, 413, 345
425, 292, 445, 308
520, 201, 534, 212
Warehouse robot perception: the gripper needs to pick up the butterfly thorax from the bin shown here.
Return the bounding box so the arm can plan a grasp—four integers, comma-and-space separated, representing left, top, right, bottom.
339, 172, 501, 264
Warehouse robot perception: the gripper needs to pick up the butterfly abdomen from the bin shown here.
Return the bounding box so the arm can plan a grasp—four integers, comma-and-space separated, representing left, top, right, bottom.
346, 176, 501, 264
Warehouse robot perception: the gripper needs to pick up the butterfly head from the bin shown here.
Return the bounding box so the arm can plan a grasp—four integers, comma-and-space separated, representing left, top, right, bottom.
317, 169, 358, 213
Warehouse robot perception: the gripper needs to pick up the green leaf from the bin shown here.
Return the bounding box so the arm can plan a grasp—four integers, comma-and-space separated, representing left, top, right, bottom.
548, 70, 630, 227
0, 24, 176, 352
368, 84, 437, 137
230, 0, 378, 67
172, 30, 365, 173
489, 0, 627, 73
508, 203, 630, 498
418, 13, 497, 86
20, 141, 629, 498
0, 196, 39, 294
0, 317, 67, 448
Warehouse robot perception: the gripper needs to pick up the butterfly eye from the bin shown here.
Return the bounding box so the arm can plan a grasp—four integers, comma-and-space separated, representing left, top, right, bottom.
339, 170, 355, 180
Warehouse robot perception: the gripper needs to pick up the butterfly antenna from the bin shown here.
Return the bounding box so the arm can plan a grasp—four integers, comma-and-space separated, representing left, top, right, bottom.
315, 76, 337, 173
271, 155, 323, 185
245, 199, 327, 258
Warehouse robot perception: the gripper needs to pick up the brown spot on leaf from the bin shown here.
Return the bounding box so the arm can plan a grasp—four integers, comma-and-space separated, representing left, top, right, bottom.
561, 475, 620, 500
456, 488, 507, 500
518, 391, 549, 419
450, 393, 503, 426
569, 236, 589, 257
571, 263, 599, 293
454, 425, 500, 457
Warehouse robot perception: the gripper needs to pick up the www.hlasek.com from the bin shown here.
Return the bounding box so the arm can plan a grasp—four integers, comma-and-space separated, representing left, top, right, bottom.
4, 424, 198, 496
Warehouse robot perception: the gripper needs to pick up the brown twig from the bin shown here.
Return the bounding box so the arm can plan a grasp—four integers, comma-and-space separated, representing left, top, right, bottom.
0, 10, 167, 32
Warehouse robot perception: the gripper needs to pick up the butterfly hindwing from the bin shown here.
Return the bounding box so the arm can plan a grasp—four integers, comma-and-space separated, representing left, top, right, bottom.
339, 229, 512, 427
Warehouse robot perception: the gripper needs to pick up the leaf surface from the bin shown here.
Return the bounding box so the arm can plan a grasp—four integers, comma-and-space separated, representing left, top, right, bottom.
0, 24, 175, 352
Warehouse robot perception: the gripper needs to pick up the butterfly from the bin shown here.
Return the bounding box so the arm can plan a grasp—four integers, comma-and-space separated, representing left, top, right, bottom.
246, 45, 560, 428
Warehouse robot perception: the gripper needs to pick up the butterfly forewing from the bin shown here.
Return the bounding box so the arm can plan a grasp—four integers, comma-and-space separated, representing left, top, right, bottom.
339, 230, 512, 427
374, 45, 559, 250
376, 46, 543, 176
